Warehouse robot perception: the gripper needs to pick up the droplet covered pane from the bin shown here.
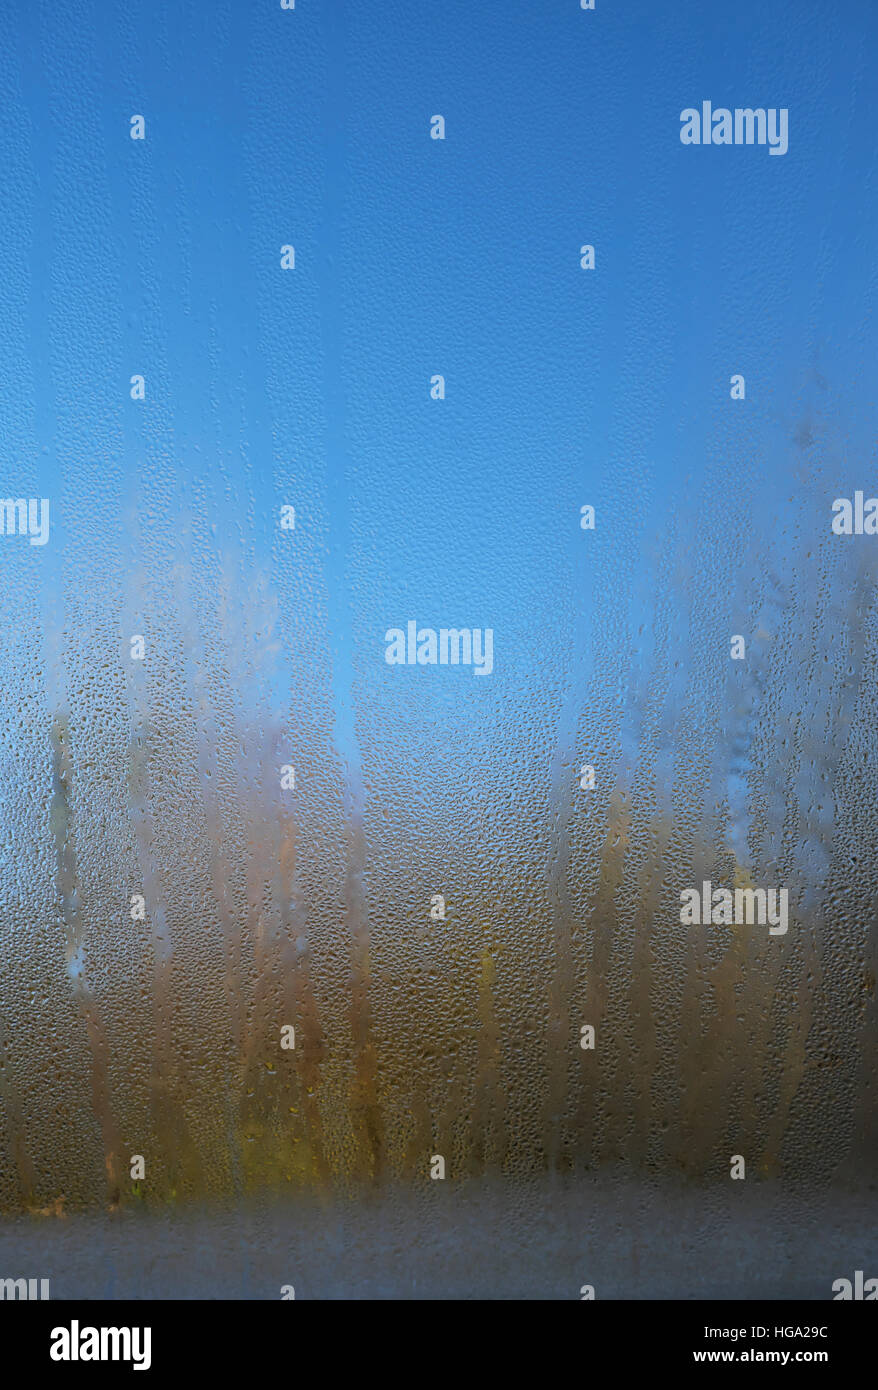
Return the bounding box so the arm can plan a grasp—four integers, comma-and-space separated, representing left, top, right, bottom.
0, 0, 875, 1301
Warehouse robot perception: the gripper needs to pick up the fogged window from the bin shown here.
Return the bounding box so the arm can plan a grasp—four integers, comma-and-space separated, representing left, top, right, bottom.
0, 0, 875, 1299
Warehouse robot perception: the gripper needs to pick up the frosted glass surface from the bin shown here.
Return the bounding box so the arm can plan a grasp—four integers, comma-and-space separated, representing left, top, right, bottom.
0, 0, 875, 1298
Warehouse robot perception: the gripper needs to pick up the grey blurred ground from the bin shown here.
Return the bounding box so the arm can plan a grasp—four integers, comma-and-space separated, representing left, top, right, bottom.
1, 1175, 875, 1299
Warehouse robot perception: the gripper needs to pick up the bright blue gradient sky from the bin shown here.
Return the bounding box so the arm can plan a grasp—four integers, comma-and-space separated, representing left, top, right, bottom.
1, 0, 875, 674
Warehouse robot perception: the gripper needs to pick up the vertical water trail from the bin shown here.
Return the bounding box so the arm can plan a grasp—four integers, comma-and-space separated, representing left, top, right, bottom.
543, 544, 598, 1169
319, 0, 383, 1180
0, 0, 38, 1207
26, 2, 124, 1205
50, 713, 122, 1200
